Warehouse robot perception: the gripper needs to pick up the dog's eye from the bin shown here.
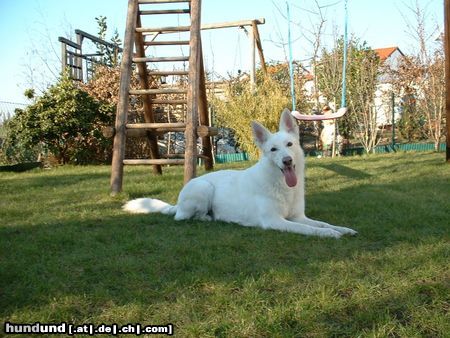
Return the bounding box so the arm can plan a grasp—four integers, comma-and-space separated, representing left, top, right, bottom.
287, 142, 293, 147
270, 147, 277, 152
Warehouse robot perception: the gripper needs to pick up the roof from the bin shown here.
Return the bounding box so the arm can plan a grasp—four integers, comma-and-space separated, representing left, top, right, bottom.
374, 47, 404, 61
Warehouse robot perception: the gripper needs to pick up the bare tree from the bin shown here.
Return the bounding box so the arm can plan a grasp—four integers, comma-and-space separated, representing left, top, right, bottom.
392, 0, 445, 150
293, 0, 328, 109
347, 44, 382, 153
422, 49, 445, 150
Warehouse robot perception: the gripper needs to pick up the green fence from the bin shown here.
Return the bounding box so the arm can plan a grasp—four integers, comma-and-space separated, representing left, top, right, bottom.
215, 143, 446, 163
343, 142, 446, 156
214, 152, 249, 163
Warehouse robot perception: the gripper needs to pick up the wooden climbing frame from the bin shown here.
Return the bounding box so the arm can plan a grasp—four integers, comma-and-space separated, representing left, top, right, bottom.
110, 0, 216, 195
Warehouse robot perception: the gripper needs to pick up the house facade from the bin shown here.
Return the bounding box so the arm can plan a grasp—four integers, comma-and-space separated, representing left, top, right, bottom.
373, 47, 404, 126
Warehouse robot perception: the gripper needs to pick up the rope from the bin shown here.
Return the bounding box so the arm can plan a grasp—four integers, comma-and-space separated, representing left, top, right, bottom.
341, 0, 348, 107
286, 2, 296, 111
287, 0, 349, 112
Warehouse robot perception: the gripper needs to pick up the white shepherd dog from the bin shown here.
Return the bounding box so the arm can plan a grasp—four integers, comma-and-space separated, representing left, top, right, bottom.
123, 109, 357, 238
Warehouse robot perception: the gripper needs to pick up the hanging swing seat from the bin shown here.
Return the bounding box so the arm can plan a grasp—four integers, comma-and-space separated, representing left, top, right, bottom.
290, 107, 347, 121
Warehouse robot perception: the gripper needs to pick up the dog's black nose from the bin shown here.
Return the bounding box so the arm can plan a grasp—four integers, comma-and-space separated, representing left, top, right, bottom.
282, 156, 293, 166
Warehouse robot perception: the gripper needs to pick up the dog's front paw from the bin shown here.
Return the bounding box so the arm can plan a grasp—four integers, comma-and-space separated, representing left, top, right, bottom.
318, 228, 343, 239
333, 225, 358, 236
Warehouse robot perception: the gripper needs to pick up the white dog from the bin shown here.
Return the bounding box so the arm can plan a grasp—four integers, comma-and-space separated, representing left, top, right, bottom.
123, 109, 357, 238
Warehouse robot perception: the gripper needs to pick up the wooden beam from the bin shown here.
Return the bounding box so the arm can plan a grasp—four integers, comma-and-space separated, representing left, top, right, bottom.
138, 0, 190, 4
198, 41, 214, 170
61, 41, 67, 71
136, 26, 191, 33
184, 0, 202, 184
127, 122, 186, 129
110, 0, 139, 195
148, 70, 189, 76
445, 0, 450, 162
144, 40, 190, 46
133, 56, 189, 63
103, 125, 218, 138
252, 20, 267, 74
249, 23, 256, 91
150, 99, 187, 104
200, 18, 265, 30
140, 9, 190, 15
74, 29, 123, 51
124, 159, 185, 165
141, 18, 266, 36
129, 88, 187, 95
58, 37, 81, 50
76, 33, 83, 81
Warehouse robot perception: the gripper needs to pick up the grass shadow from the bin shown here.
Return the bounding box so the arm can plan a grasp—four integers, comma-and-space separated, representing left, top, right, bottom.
314, 162, 372, 179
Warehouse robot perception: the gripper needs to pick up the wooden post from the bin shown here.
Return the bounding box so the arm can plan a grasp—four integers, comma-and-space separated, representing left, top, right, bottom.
249, 23, 256, 91
76, 33, 83, 81
445, 0, 450, 162
252, 21, 267, 75
61, 42, 67, 72
110, 0, 139, 195
135, 15, 163, 175
198, 41, 214, 170
184, 0, 202, 184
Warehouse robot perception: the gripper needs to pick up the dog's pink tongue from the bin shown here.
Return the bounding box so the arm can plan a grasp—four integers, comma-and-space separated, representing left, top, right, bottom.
283, 167, 297, 187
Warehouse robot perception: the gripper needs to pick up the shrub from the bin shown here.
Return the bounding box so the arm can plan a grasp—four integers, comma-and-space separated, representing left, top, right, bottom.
212, 76, 292, 159
2, 72, 114, 164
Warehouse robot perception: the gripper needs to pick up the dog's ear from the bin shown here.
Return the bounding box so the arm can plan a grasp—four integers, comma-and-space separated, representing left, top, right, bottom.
251, 121, 271, 148
279, 108, 298, 135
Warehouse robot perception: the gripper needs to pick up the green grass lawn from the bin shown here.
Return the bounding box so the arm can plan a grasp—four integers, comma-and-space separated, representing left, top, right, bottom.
1, 152, 449, 337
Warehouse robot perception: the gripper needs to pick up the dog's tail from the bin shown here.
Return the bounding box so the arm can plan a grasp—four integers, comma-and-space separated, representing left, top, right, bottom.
122, 198, 177, 215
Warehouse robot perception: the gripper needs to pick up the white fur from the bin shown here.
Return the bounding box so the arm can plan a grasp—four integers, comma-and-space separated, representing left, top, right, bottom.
123, 109, 357, 238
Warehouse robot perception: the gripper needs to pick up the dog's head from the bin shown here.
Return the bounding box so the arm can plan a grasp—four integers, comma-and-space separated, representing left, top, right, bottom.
251, 109, 303, 187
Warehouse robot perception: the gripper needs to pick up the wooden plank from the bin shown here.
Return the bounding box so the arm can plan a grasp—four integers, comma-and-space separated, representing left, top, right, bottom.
140, 18, 266, 36
150, 99, 187, 104
133, 56, 189, 63
140, 9, 190, 15
201, 18, 265, 30
135, 14, 162, 175
103, 125, 217, 138
252, 21, 267, 74
198, 42, 214, 170
58, 37, 81, 50
126, 122, 186, 129
184, 0, 202, 184
136, 25, 190, 33
61, 41, 67, 71
129, 88, 187, 95
124, 159, 185, 165
74, 29, 123, 51
446, 0, 450, 162
76, 33, 83, 81
144, 40, 190, 46
110, 0, 139, 195
148, 70, 189, 76
249, 23, 256, 91
162, 153, 210, 160
139, 0, 190, 3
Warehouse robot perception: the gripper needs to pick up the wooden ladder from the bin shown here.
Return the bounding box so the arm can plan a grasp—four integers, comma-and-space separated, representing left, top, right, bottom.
110, 0, 214, 195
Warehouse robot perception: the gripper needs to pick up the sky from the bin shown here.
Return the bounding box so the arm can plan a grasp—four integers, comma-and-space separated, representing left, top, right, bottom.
0, 0, 444, 105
